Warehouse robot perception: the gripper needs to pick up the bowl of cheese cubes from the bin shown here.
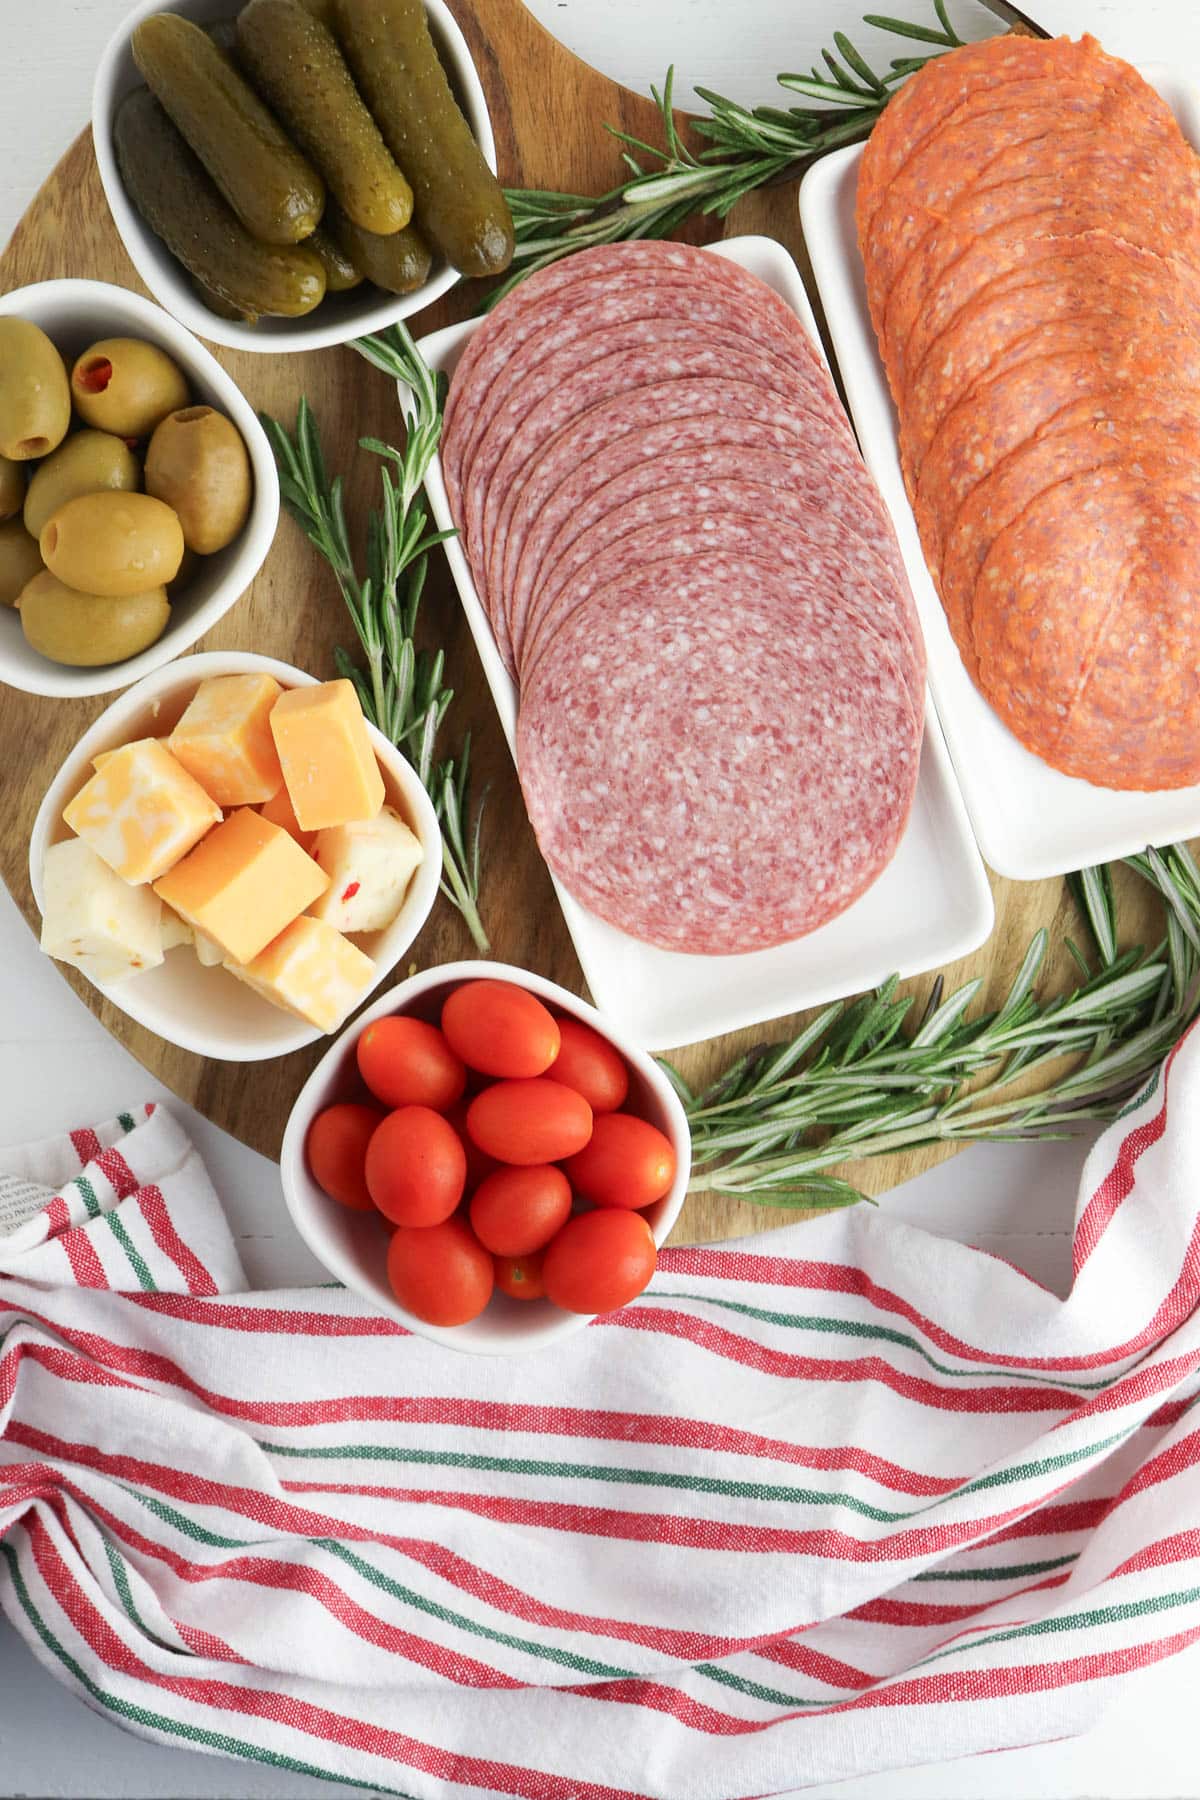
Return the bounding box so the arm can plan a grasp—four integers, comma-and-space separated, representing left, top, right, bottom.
28, 650, 442, 1059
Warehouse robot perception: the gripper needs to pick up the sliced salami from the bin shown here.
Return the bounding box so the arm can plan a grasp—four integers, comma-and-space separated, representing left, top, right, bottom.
521, 501, 924, 714
516, 554, 920, 954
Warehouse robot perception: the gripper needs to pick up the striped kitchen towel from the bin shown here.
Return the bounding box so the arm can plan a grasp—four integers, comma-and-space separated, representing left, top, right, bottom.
2, 1034, 1200, 1800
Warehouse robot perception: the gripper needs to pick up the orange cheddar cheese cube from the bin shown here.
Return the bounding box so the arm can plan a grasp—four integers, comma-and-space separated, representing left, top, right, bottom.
257, 779, 316, 853
227, 914, 375, 1032
269, 678, 384, 832
63, 739, 221, 885
153, 807, 328, 966
167, 673, 284, 806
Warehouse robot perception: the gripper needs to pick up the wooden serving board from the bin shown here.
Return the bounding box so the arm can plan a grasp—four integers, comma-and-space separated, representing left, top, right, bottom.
0, 0, 1134, 1243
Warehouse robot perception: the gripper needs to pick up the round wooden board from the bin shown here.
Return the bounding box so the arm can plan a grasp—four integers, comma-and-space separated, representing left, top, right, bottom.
0, 0, 1141, 1244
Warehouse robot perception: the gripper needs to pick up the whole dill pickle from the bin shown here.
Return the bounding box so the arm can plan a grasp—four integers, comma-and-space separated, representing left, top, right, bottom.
237, 0, 413, 237
325, 200, 431, 293
334, 0, 514, 277
132, 12, 325, 245
307, 225, 365, 292
115, 89, 326, 319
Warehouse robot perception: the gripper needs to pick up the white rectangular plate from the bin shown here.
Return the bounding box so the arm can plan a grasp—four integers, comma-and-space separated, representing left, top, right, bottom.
407, 234, 992, 1051
799, 65, 1200, 883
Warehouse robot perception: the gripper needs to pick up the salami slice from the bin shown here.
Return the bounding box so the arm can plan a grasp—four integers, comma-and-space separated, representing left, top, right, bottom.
462, 332, 856, 614
444, 240, 829, 443
516, 554, 920, 954
972, 460, 1200, 786
521, 501, 924, 714
505, 442, 921, 684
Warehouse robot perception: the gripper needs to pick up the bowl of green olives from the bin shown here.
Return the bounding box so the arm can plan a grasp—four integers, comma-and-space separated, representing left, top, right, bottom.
92, 0, 510, 354
0, 278, 278, 697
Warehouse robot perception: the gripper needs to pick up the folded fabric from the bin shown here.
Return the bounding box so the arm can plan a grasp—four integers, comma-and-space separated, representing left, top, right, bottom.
1, 1034, 1199, 1800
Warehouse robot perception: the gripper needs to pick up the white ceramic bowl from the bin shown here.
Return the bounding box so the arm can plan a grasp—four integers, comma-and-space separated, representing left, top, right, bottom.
280, 961, 693, 1355
29, 650, 443, 1060
92, 0, 495, 353
0, 279, 278, 698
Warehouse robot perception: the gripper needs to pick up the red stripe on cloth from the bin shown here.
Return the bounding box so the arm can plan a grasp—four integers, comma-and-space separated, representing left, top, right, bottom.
1074, 1037, 1183, 1275
171, 1619, 246, 1664
607, 1306, 1080, 1413
44, 1481, 518, 1689
44, 1198, 107, 1289
24, 1518, 649, 1800
657, 1209, 1200, 1378
126, 1293, 407, 1336
848, 1575, 1073, 1629
134, 1185, 218, 1297
0, 1315, 959, 1497
69, 1128, 102, 1167
7, 1431, 746, 1660
981, 1498, 1112, 1546
93, 1146, 142, 1202
752, 1639, 879, 1690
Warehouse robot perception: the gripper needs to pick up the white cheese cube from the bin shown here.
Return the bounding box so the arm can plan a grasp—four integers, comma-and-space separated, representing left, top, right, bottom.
308, 805, 424, 935
193, 930, 224, 967
40, 838, 164, 984
161, 907, 193, 951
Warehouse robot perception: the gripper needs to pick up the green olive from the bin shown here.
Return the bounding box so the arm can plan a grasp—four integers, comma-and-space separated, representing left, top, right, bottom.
0, 517, 43, 607
0, 455, 25, 520
0, 319, 71, 461
40, 491, 184, 596
70, 338, 190, 439
144, 406, 251, 554
23, 430, 141, 540
18, 570, 170, 667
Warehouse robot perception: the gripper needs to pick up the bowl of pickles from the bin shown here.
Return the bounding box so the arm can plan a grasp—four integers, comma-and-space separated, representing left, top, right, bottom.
92, 0, 512, 353
0, 278, 278, 697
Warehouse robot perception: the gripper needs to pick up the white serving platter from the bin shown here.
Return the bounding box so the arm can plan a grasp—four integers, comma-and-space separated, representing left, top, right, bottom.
407, 234, 992, 1052
799, 65, 1200, 883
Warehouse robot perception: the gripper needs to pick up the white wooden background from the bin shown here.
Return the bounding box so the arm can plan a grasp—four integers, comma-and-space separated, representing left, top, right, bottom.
2, 1, 1199, 1794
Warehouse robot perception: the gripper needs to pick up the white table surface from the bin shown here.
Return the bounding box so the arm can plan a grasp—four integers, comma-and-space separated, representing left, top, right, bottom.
2, 0, 1199, 1794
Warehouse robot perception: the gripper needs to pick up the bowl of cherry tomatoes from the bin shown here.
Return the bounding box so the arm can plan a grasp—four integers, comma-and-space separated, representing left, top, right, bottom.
279, 960, 692, 1354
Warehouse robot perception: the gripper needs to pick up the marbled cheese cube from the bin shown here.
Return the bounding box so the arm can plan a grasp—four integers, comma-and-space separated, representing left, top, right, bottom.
167, 673, 284, 806
40, 838, 164, 983
153, 807, 328, 966
63, 739, 221, 885
308, 805, 424, 934
269, 679, 384, 832
227, 915, 375, 1032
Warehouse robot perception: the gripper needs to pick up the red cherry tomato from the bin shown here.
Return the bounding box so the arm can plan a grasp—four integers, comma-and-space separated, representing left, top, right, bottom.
561, 1113, 677, 1210
494, 1251, 547, 1302
469, 1164, 572, 1255
441, 980, 561, 1078
356, 1016, 467, 1112
444, 1100, 500, 1192
542, 1210, 657, 1314
305, 1102, 383, 1211
387, 1217, 494, 1325
547, 1016, 630, 1114
365, 1106, 466, 1227
466, 1078, 593, 1166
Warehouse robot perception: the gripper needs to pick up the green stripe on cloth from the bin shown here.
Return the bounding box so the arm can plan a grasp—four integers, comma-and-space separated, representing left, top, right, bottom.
913, 1580, 1200, 1670
124, 1488, 637, 1681
73, 1176, 102, 1220
0, 1541, 419, 1798
105, 1215, 157, 1293
641, 1292, 1113, 1392
914, 1554, 1079, 1583
118, 1112, 137, 1135
102, 1540, 177, 1654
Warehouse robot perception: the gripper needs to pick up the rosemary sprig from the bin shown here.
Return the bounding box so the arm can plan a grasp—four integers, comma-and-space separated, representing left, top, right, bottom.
675, 846, 1200, 1208
260, 323, 489, 953
494, 4, 967, 303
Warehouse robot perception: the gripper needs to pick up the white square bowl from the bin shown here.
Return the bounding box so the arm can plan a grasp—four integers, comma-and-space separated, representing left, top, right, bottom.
799, 65, 1200, 882
28, 651, 443, 1061
280, 959, 692, 1355
406, 234, 993, 1052
92, 0, 495, 354
0, 278, 279, 697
